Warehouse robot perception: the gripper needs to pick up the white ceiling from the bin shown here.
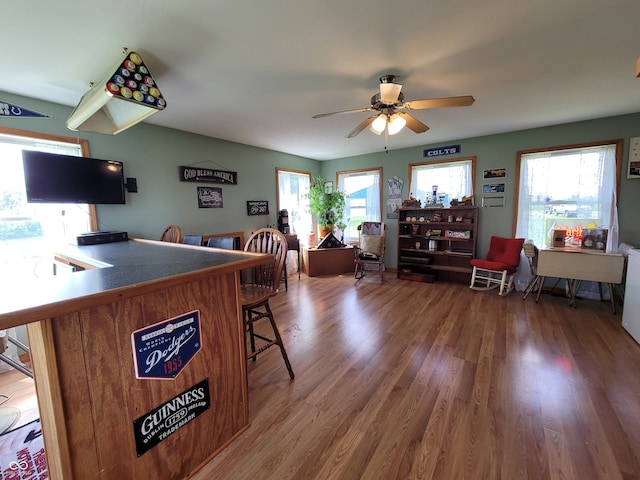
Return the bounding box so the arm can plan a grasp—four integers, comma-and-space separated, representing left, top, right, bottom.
2, 0, 640, 161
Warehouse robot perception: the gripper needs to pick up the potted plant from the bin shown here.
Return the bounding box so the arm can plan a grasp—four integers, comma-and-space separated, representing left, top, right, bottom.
307, 175, 347, 237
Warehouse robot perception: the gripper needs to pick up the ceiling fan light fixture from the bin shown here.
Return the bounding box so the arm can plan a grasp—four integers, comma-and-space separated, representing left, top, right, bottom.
370, 114, 387, 134
388, 113, 406, 135
380, 83, 402, 105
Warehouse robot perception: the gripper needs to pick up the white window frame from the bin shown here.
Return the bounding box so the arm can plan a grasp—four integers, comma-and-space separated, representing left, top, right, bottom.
408, 157, 475, 206
276, 167, 312, 243
337, 167, 382, 243
514, 140, 621, 249
513, 140, 622, 293
0, 126, 96, 280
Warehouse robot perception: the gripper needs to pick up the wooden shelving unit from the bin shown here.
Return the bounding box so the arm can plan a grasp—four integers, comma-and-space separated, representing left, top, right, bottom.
397, 206, 478, 283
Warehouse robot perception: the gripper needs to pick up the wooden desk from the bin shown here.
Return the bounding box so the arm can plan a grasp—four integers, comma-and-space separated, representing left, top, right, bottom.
303, 246, 354, 277
535, 247, 625, 313
0, 239, 269, 479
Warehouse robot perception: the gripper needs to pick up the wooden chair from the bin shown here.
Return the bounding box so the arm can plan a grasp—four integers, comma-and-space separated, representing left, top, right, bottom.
470, 236, 525, 295
160, 224, 182, 243
182, 234, 203, 246
354, 221, 387, 281
241, 228, 294, 380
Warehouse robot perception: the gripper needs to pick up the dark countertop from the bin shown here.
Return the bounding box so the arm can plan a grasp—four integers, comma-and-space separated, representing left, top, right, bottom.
0, 238, 268, 329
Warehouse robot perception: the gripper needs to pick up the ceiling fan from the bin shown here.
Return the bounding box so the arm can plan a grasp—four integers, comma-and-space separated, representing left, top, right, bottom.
312, 75, 475, 142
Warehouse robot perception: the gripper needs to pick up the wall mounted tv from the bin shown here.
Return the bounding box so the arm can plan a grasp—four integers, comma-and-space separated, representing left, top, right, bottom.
22, 150, 126, 204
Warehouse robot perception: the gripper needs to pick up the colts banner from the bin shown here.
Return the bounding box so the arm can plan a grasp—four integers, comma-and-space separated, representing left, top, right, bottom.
0, 100, 50, 118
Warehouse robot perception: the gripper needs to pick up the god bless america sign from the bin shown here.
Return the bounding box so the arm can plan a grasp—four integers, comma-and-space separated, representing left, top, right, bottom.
131, 310, 202, 380
179, 166, 237, 184
133, 379, 210, 456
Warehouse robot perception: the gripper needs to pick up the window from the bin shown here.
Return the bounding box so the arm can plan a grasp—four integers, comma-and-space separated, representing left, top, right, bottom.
409, 157, 475, 207
0, 127, 95, 281
514, 141, 621, 251
337, 168, 381, 243
276, 168, 312, 242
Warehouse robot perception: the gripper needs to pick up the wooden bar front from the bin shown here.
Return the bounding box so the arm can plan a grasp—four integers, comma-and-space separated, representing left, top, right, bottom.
0, 239, 269, 479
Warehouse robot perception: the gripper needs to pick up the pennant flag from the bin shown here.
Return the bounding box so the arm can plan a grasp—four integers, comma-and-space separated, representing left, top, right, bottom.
0, 100, 50, 118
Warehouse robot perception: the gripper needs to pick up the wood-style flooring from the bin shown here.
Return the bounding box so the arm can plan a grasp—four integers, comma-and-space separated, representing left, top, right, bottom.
2, 274, 639, 479
194, 273, 640, 480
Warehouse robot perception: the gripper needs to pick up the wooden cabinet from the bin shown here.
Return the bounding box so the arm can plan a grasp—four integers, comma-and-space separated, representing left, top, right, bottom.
397, 206, 478, 283
303, 246, 355, 276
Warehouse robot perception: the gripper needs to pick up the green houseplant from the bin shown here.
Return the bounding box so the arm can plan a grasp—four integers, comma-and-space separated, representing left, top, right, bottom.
308, 175, 347, 237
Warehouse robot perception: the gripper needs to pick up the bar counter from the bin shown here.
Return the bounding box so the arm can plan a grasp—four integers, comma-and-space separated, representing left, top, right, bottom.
0, 239, 269, 480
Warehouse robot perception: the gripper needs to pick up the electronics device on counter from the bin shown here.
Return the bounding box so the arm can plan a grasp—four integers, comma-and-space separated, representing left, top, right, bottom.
76, 231, 129, 245
22, 150, 126, 204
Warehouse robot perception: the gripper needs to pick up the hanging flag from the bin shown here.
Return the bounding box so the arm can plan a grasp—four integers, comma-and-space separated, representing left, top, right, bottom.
0, 100, 50, 118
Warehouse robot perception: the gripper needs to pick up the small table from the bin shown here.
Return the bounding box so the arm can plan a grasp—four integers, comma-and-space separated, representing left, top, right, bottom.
303, 246, 355, 277
535, 247, 625, 313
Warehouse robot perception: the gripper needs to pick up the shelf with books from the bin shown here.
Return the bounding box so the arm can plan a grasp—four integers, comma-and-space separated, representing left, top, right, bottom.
397, 206, 478, 283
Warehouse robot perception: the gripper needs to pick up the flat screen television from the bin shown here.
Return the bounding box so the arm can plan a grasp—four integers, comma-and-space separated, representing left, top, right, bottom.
22, 150, 126, 204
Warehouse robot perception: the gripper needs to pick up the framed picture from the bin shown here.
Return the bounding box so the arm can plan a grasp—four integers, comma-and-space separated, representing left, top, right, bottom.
197, 186, 223, 208
628, 137, 640, 178
324, 181, 333, 194
483, 168, 506, 179
482, 183, 505, 194
386, 198, 402, 219
246, 200, 269, 216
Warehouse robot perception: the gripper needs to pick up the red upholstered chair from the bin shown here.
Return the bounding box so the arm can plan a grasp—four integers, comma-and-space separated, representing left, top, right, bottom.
470, 236, 525, 295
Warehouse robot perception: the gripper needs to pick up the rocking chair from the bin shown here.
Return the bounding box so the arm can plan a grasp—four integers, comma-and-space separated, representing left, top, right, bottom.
470, 236, 525, 295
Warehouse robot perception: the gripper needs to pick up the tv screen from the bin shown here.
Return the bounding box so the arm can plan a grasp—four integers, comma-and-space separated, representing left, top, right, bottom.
22, 151, 126, 204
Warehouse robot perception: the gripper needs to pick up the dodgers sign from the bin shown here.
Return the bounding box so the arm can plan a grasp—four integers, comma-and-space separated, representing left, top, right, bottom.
131, 310, 202, 380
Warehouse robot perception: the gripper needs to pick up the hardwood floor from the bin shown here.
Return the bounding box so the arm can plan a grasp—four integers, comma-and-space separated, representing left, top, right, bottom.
194, 273, 640, 480
0, 361, 39, 430
2, 274, 639, 479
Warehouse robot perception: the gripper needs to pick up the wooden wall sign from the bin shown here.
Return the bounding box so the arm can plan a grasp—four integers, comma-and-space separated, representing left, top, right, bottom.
180, 166, 237, 184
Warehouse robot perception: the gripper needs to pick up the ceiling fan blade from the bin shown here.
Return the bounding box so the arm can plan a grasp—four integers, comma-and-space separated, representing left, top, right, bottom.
312, 107, 373, 119
346, 114, 379, 138
403, 95, 475, 110
398, 112, 429, 134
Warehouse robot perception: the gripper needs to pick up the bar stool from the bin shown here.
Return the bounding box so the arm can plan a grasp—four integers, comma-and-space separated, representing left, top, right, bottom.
241, 228, 294, 380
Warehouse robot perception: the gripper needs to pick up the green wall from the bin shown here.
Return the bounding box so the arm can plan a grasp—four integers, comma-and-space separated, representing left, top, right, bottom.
321, 114, 640, 263
2, 90, 638, 269
0, 91, 319, 240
